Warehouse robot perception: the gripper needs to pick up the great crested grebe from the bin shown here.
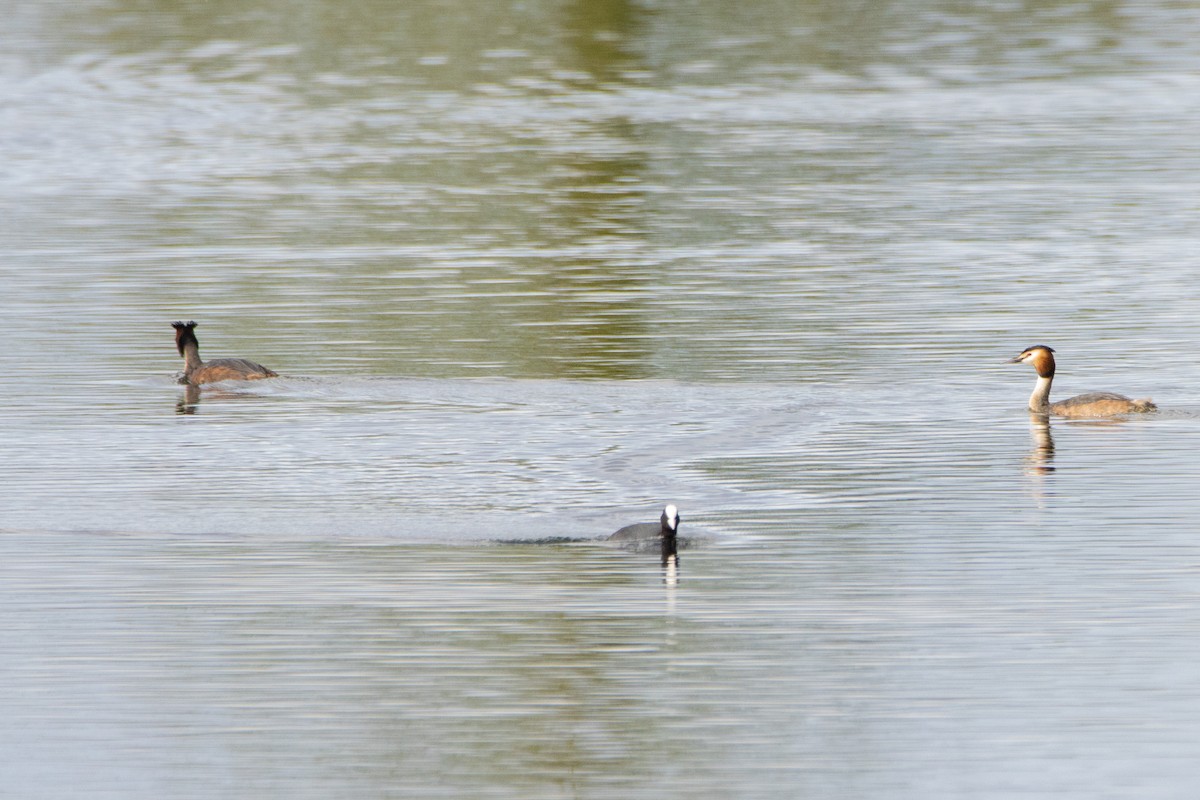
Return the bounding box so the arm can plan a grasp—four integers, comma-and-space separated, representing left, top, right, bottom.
610, 504, 680, 543
1009, 345, 1155, 418
172, 321, 277, 385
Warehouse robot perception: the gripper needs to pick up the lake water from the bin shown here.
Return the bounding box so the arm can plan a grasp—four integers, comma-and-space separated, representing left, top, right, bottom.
4, 1, 1200, 797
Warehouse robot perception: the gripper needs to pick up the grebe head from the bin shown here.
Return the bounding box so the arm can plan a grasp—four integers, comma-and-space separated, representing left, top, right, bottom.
172, 320, 199, 356
1010, 345, 1055, 378
661, 504, 680, 534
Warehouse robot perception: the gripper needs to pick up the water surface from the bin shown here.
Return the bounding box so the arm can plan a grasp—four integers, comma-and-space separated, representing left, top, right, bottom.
4, 0, 1200, 797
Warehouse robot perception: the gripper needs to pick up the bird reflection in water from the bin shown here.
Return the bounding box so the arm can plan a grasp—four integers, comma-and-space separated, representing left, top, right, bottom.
1025, 411, 1056, 476
174, 384, 268, 415
661, 532, 680, 587
1023, 412, 1056, 508
175, 384, 201, 415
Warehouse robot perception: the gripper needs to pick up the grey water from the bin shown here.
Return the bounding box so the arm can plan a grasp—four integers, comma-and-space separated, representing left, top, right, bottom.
4, 0, 1200, 797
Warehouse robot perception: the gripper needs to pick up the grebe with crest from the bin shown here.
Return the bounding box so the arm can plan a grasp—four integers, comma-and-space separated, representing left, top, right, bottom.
172, 321, 277, 385
1009, 345, 1155, 418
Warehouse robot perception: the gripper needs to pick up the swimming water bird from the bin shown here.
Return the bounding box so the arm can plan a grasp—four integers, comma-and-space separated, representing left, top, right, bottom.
1009, 345, 1155, 418
610, 504, 681, 571
610, 504, 680, 543
172, 321, 277, 385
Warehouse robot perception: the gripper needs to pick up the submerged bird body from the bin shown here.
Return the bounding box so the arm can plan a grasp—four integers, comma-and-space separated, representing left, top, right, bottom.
172, 321, 277, 385
1009, 345, 1155, 418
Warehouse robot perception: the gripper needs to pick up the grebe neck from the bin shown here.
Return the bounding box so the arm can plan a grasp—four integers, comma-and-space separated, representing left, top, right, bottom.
1029, 374, 1053, 413
172, 322, 204, 375
180, 340, 203, 374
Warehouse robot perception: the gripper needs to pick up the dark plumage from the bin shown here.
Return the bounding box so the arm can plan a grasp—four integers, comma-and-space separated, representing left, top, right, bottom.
609, 504, 680, 543
609, 504, 683, 570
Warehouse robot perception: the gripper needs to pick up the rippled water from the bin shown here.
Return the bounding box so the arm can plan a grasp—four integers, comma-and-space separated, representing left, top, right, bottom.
5, 0, 1200, 797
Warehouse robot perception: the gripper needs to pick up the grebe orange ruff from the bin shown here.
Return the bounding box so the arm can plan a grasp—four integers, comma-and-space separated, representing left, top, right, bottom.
1009, 345, 1155, 418
172, 321, 277, 385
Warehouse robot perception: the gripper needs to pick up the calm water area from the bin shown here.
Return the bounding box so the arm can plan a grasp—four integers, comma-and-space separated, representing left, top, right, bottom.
4, 1, 1200, 797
